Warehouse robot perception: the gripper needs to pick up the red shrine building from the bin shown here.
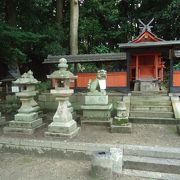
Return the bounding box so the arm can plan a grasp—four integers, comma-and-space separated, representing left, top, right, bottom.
44, 20, 180, 93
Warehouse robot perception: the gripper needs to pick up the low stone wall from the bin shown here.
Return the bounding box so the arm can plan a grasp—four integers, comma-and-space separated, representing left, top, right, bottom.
38, 92, 127, 114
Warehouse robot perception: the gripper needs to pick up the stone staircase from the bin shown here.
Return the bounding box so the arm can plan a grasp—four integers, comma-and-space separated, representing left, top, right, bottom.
129, 93, 180, 124
121, 145, 180, 179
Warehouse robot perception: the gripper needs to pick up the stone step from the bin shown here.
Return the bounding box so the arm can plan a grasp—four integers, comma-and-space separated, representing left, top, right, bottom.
131, 96, 170, 101
122, 169, 180, 180
130, 111, 174, 118
123, 155, 180, 174
130, 100, 172, 106
129, 117, 180, 124
130, 105, 173, 112
123, 145, 180, 160
131, 91, 168, 96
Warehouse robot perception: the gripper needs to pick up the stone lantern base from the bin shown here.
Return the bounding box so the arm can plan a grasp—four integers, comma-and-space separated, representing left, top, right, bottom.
45, 120, 80, 138
0, 112, 6, 126
3, 112, 44, 135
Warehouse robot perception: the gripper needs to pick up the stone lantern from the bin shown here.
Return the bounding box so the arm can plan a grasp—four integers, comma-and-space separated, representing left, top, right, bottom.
3, 70, 44, 135
45, 58, 80, 138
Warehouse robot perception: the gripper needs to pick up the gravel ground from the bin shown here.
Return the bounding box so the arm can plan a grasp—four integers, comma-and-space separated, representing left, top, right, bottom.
1, 112, 179, 148
0, 152, 147, 180
0, 113, 179, 180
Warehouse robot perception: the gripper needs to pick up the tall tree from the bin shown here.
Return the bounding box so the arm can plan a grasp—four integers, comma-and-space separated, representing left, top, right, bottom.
5, 0, 17, 26
70, 0, 79, 55
56, 0, 64, 24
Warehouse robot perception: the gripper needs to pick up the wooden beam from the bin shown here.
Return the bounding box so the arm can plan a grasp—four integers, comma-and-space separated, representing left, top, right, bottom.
43, 53, 127, 64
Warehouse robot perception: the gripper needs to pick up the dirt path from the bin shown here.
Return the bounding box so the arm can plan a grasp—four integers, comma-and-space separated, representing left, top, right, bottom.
0, 152, 147, 180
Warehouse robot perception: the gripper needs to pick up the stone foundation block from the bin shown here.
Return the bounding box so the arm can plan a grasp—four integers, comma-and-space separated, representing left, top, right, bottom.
0, 116, 6, 126
47, 120, 77, 134
15, 112, 38, 121
110, 123, 132, 133
9, 119, 43, 128
81, 104, 112, 119
3, 123, 45, 135
85, 95, 108, 105
45, 126, 80, 138
90, 151, 112, 180
110, 148, 123, 173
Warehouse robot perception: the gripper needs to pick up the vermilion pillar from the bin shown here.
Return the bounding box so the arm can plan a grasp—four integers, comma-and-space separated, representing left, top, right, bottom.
136, 56, 139, 80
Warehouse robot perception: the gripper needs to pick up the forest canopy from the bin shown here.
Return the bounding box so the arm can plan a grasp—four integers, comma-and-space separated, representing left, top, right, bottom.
0, 0, 179, 77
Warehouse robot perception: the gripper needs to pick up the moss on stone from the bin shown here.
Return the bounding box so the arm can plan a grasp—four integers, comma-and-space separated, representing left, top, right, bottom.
113, 117, 128, 125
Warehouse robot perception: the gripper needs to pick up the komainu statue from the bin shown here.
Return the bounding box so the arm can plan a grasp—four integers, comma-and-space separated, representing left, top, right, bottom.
87, 69, 107, 95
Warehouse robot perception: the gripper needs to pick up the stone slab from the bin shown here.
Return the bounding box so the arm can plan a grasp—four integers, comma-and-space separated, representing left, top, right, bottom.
45, 127, 80, 138
123, 155, 180, 174
110, 148, 123, 173
110, 123, 132, 133
47, 120, 77, 134
81, 104, 112, 110
85, 95, 108, 105
81, 118, 112, 126
15, 112, 38, 121
171, 96, 180, 119
9, 118, 43, 128
82, 110, 112, 119
3, 123, 46, 135
90, 151, 112, 180
140, 81, 159, 92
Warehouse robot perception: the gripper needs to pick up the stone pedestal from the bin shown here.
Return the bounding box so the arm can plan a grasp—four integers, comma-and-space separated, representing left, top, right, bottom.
3, 70, 44, 135
111, 101, 132, 133
81, 95, 112, 126
45, 94, 80, 138
4, 92, 44, 135
0, 112, 6, 126
134, 80, 160, 91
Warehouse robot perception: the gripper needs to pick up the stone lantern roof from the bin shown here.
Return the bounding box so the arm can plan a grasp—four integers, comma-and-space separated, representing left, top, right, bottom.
13, 70, 40, 85
47, 58, 77, 80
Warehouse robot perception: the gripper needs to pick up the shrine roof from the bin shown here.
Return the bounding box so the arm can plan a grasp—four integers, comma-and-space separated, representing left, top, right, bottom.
118, 40, 180, 49
43, 53, 126, 64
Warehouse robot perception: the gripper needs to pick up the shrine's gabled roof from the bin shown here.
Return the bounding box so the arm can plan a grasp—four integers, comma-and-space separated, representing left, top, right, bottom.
118, 40, 180, 49
131, 30, 164, 43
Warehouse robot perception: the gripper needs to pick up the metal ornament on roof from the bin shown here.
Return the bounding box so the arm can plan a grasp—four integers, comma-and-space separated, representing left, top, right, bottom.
139, 18, 154, 33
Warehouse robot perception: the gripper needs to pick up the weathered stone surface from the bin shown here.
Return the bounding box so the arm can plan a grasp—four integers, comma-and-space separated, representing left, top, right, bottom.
48, 120, 77, 134
140, 80, 159, 92
171, 96, 180, 119
0, 112, 6, 126
14, 112, 38, 121
110, 148, 123, 173
90, 151, 112, 180
3, 70, 44, 135
110, 123, 132, 133
46, 58, 79, 138
85, 95, 108, 105
9, 119, 42, 128
45, 127, 80, 138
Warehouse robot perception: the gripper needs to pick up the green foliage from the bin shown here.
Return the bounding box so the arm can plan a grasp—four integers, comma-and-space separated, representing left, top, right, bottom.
0, 22, 43, 64
0, 0, 179, 79
36, 80, 51, 93
90, 45, 110, 54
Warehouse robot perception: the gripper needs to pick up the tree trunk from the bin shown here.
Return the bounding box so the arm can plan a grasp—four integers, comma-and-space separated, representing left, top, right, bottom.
56, 0, 64, 24
5, 0, 17, 26
70, 0, 79, 55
